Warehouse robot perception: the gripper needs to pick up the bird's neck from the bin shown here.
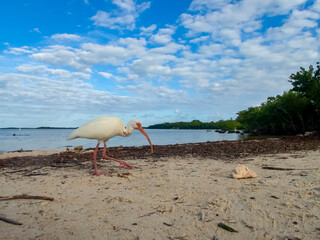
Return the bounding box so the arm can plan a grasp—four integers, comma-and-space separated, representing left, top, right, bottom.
122, 126, 134, 137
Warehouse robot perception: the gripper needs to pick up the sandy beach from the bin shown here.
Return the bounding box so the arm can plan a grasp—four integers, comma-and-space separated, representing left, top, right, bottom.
0, 140, 319, 240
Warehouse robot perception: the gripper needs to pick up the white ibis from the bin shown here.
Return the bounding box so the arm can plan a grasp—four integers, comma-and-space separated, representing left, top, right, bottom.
67, 116, 153, 175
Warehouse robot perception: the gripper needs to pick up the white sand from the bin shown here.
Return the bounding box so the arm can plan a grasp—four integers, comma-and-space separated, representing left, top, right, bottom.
0, 150, 319, 239
0, 150, 63, 159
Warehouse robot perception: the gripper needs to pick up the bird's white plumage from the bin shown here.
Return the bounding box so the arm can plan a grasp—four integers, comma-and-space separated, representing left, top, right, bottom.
67, 115, 153, 175
67, 116, 125, 143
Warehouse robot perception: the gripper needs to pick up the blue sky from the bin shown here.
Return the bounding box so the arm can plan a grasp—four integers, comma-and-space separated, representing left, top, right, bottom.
0, 0, 319, 127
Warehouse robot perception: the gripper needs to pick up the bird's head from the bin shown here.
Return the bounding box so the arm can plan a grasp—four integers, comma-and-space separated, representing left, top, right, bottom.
129, 119, 142, 129
127, 119, 153, 153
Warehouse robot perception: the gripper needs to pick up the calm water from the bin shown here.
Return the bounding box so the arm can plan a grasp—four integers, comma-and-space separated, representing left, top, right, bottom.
0, 128, 245, 153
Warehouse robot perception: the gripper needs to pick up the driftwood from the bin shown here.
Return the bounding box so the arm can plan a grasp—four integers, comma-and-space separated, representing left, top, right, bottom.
262, 166, 319, 171
4, 166, 48, 177
4, 169, 28, 174
0, 194, 54, 201
5, 166, 44, 174
0, 216, 22, 225
49, 164, 78, 168
24, 172, 49, 176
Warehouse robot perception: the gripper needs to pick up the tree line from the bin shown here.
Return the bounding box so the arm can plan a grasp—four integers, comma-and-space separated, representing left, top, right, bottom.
148, 61, 320, 135
236, 61, 320, 134
147, 119, 242, 131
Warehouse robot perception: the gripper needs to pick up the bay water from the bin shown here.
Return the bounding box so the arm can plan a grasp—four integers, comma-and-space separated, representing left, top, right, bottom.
0, 128, 245, 153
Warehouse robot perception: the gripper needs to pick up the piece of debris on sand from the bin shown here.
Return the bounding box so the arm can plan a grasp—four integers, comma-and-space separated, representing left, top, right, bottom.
232, 164, 257, 179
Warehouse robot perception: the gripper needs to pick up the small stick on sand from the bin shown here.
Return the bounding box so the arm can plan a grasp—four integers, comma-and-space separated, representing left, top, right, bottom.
0, 216, 23, 225
163, 222, 173, 226
138, 211, 157, 218
218, 222, 238, 232
0, 194, 54, 201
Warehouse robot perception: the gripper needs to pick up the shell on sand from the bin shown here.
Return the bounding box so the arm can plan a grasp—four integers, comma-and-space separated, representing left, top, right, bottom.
232, 164, 257, 179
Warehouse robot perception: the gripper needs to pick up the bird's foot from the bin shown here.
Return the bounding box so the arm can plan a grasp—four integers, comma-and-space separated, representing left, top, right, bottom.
103, 155, 134, 169
92, 170, 110, 176
118, 160, 134, 169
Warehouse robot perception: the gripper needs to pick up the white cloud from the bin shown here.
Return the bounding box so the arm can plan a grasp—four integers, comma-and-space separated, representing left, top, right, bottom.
189, 35, 209, 43
120, 82, 188, 105
16, 64, 91, 79
266, 9, 320, 41
135, 1, 151, 13
4, 46, 36, 55
31, 38, 147, 72
91, 10, 136, 30
0, 72, 135, 120
31, 28, 41, 33
51, 33, 82, 41
189, 0, 231, 11
99, 72, 113, 79
150, 27, 175, 44
16, 64, 48, 74
219, 28, 241, 46
150, 34, 172, 45
90, 0, 151, 30
129, 58, 172, 78
118, 42, 188, 81
112, 0, 134, 11
149, 42, 186, 54
31, 45, 92, 71
140, 24, 157, 36
189, 0, 307, 15
80, 38, 147, 64
181, 0, 308, 42
173, 0, 320, 101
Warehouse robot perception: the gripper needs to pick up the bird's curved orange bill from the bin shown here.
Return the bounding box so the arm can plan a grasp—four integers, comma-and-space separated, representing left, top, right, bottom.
137, 125, 153, 153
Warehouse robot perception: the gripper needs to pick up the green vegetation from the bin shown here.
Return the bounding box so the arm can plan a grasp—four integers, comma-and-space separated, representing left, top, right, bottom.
147, 119, 243, 131
236, 61, 320, 135
149, 61, 320, 135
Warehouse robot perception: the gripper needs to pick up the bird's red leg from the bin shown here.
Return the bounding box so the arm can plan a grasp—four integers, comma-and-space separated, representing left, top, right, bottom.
92, 143, 110, 176
102, 142, 134, 169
